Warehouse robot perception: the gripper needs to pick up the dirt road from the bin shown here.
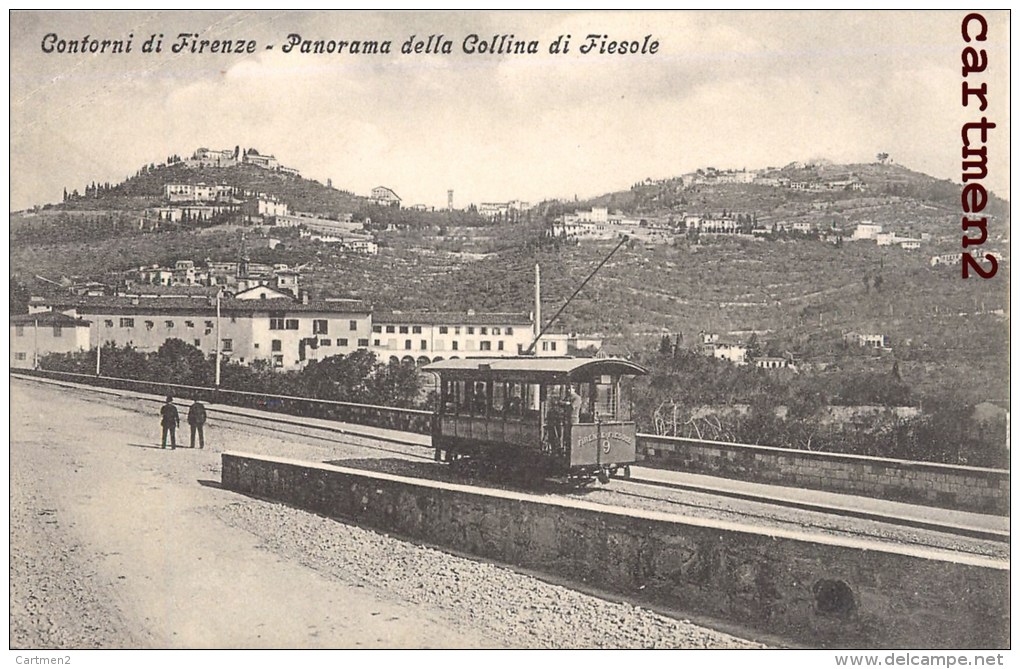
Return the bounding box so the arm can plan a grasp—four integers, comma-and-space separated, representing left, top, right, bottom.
10, 378, 764, 649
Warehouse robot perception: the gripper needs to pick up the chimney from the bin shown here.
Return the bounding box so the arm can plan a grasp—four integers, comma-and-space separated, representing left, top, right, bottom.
301, 290, 310, 305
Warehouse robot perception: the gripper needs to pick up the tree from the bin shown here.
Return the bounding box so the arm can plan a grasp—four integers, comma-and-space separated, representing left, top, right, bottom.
877, 152, 890, 164
10, 277, 30, 315
153, 338, 211, 386
370, 360, 422, 408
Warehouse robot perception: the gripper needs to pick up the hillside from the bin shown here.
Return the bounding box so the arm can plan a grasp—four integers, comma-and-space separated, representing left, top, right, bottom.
57, 161, 366, 216
569, 162, 1009, 241
10, 155, 1010, 407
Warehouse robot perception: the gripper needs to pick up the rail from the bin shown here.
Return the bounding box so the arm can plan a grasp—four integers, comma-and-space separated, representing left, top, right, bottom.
15, 368, 433, 435
14, 368, 1010, 516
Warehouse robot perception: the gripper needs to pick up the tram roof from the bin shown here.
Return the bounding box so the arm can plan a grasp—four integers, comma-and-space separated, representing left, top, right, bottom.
422, 356, 647, 381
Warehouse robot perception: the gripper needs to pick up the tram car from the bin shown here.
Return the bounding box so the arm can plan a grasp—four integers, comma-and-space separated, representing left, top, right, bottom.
423, 356, 648, 483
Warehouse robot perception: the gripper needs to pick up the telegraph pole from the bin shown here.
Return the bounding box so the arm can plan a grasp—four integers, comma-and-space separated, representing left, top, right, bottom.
214, 289, 223, 390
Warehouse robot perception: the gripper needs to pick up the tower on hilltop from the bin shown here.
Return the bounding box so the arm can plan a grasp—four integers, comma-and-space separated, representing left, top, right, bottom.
447, 190, 454, 210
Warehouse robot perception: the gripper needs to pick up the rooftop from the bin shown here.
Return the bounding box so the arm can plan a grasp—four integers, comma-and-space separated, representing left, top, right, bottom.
11, 311, 90, 326
36, 295, 370, 315
374, 311, 532, 326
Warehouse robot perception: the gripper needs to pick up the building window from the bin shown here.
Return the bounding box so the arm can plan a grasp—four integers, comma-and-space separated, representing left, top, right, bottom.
506, 327, 514, 335
542, 342, 549, 351
271, 339, 282, 352
15, 352, 26, 361
439, 326, 449, 334
270, 317, 284, 330
404, 339, 412, 350
15, 325, 24, 337
493, 328, 501, 336
120, 318, 134, 328
454, 327, 461, 335
272, 355, 284, 368
349, 320, 358, 331
165, 320, 174, 329
52, 326, 63, 338
498, 340, 504, 351
321, 339, 332, 346
145, 320, 154, 330
222, 339, 233, 352
420, 340, 427, 350
313, 319, 328, 335
285, 319, 299, 330
185, 320, 195, 328
480, 327, 488, 335
480, 341, 491, 351
399, 326, 409, 334
385, 325, 395, 333
205, 320, 214, 329
467, 327, 475, 335
194, 339, 201, 347
104, 320, 113, 328
412, 325, 422, 334
373, 325, 382, 333
373, 339, 381, 346
357, 338, 369, 347
452, 341, 459, 351
337, 338, 348, 347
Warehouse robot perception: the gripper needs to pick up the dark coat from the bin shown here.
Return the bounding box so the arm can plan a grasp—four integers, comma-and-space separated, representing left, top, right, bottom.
160, 403, 180, 427
187, 402, 207, 426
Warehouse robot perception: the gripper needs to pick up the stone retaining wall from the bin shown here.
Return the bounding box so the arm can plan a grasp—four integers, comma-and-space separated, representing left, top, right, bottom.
221, 452, 1009, 649
637, 435, 1009, 515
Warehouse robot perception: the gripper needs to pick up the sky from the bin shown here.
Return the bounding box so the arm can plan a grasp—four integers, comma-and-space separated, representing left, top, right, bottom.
9, 10, 1011, 211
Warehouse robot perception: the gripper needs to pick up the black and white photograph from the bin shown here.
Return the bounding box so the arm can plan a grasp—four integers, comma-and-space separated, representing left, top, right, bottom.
8, 9, 1011, 657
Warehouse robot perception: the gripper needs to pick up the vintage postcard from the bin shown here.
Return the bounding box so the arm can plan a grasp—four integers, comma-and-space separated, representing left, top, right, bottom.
8, 9, 1011, 659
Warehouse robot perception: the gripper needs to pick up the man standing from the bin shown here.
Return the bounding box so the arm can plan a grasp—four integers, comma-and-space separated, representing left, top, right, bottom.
568, 386, 584, 423
160, 396, 179, 449
187, 400, 207, 449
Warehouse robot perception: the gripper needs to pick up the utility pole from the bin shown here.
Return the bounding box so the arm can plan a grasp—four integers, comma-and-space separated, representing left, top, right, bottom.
95, 338, 101, 376
534, 264, 541, 343
215, 289, 223, 390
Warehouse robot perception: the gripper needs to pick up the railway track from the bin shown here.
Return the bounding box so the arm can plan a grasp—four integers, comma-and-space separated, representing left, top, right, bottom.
16, 374, 1010, 556
203, 403, 1009, 555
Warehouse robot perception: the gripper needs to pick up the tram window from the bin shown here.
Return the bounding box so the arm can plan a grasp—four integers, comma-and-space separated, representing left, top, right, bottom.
473, 382, 488, 415
492, 383, 506, 412
528, 384, 541, 412
506, 383, 523, 416
594, 382, 618, 420
442, 380, 458, 413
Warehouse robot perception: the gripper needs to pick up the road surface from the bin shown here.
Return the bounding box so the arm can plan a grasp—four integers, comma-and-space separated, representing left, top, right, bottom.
10, 377, 765, 649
